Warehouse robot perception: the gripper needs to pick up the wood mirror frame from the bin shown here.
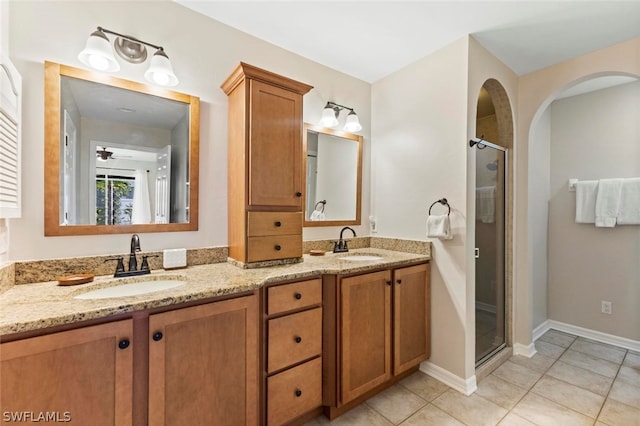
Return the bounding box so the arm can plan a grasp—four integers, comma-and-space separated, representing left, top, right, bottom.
303, 124, 363, 227
44, 61, 200, 236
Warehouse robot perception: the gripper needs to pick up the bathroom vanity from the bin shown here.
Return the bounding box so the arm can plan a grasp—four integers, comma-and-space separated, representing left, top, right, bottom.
0, 249, 429, 426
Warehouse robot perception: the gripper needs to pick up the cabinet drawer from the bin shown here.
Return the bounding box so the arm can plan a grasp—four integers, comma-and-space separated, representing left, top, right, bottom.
247, 211, 302, 237
247, 235, 302, 262
268, 308, 322, 373
267, 357, 322, 426
268, 278, 322, 315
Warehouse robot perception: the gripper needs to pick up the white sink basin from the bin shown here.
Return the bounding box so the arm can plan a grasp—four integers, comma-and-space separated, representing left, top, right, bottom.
339, 255, 384, 261
74, 280, 186, 300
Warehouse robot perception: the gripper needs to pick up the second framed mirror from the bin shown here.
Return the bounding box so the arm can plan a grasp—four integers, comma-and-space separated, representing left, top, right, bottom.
303, 124, 362, 227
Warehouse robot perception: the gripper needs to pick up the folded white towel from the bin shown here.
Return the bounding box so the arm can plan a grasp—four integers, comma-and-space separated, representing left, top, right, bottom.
595, 178, 624, 227
617, 177, 640, 225
575, 180, 598, 224
309, 209, 325, 221
426, 215, 453, 240
476, 186, 495, 223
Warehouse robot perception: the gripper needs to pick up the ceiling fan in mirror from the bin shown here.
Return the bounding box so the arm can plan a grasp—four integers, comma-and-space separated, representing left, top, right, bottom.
96, 146, 131, 161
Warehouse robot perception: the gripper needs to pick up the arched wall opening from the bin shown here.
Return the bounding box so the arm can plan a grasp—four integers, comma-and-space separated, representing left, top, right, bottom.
528, 72, 640, 343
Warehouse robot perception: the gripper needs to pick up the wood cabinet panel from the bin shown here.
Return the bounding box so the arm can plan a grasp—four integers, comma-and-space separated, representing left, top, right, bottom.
1, 320, 133, 426
249, 80, 302, 209
247, 235, 302, 262
148, 295, 258, 426
267, 278, 322, 315
268, 307, 322, 373
267, 357, 322, 426
340, 270, 392, 403
247, 211, 302, 237
393, 263, 431, 374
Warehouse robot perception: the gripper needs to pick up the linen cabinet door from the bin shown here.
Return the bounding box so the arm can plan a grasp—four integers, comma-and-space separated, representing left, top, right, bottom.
148, 295, 258, 426
249, 80, 303, 209
393, 263, 431, 375
0, 319, 133, 426
340, 270, 392, 404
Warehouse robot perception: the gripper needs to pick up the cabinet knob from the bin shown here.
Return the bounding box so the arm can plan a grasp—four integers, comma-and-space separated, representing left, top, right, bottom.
295, 192, 302, 197
274, 244, 282, 251
294, 292, 302, 300
294, 336, 302, 344
396, 279, 402, 284
386, 281, 392, 286
118, 339, 130, 350
295, 389, 302, 397
274, 221, 282, 227
152, 332, 164, 342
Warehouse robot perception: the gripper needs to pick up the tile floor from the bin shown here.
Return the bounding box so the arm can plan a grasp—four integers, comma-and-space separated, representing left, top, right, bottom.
307, 330, 640, 425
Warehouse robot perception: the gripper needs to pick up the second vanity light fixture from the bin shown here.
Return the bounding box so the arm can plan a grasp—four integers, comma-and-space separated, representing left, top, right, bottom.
78, 26, 179, 87
320, 101, 362, 132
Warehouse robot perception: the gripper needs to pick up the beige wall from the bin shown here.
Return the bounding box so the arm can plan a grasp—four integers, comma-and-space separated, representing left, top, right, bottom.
517, 36, 640, 347
548, 81, 640, 340
8, 1, 371, 261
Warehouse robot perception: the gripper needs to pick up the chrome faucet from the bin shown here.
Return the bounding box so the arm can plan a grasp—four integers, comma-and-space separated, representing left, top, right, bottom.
333, 226, 356, 253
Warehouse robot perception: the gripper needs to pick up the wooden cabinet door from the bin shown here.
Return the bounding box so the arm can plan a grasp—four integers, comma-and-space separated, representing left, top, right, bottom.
393, 263, 431, 375
148, 295, 258, 426
340, 270, 392, 403
1, 320, 133, 426
248, 80, 302, 209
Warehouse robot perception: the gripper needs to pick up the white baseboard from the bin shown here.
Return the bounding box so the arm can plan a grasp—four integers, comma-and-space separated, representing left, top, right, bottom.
532, 320, 551, 342
513, 342, 537, 358
476, 302, 497, 314
545, 320, 640, 352
419, 361, 477, 396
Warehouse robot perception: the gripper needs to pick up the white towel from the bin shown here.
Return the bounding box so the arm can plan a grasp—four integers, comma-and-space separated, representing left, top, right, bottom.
617, 178, 640, 225
595, 178, 624, 227
476, 186, 495, 223
426, 215, 453, 240
575, 180, 598, 224
309, 209, 325, 221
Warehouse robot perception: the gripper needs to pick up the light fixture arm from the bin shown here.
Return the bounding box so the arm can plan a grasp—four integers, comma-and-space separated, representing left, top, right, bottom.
97, 26, 165, 52
325, 101, 356, 116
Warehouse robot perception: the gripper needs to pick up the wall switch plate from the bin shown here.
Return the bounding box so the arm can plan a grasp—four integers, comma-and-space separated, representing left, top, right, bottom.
601, 300, 612, 315
163, 248, 187, 269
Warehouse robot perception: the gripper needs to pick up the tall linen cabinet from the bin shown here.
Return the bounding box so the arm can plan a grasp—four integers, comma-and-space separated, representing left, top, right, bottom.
221, 63, 313, 265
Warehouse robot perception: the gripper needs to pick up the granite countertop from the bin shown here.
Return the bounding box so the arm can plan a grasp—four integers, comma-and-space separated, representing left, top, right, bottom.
0, 248, 429, 336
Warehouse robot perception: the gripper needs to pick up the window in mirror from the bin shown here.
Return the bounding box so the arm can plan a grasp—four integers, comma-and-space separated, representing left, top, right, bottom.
303, 124, 362, 227
44, 61, 199, 236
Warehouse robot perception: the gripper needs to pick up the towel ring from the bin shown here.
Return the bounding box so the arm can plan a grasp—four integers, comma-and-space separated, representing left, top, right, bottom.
314, 200, 326, 213
428, 198, 451, 216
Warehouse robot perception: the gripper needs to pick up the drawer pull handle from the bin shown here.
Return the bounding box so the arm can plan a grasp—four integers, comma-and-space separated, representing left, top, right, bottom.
152, 332, 164, 342
295, 389, 302, 397
294, 292, 302, 300
386, 281, 392, 286
396, 279, 402, 284
118, 339, 130, 350
274, 244, 282, 251
295, 192, 302, 197
275, 221, 282, 227
294, 336, 302, 344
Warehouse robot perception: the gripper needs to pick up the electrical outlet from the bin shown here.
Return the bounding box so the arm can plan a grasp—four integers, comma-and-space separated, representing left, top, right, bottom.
369, 216, 377, 233
601, 300, 612, 315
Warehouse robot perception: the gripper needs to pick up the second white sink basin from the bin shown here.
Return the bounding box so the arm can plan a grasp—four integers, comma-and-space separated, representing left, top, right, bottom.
339, 255, 384, 261
74, 280, 186, 300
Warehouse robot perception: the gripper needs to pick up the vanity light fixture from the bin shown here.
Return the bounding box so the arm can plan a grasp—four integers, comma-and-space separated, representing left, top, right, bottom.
320, 101, 362, 132
78, 27, 179, 87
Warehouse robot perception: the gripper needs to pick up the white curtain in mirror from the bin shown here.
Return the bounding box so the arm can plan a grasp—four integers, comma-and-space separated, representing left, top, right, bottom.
131, 169, 151, 224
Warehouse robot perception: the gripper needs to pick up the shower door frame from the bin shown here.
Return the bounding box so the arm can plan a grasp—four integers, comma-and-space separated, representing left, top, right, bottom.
474, 138, 508, 367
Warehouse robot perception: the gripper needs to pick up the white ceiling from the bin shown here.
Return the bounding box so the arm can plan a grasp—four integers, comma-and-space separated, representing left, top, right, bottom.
176, 1, 640, 83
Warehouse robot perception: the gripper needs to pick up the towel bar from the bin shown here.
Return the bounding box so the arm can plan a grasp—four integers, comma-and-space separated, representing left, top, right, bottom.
428, 198, 451, 216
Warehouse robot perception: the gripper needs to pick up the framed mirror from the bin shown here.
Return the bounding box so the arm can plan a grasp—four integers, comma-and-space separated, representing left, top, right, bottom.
303, 124, 362, 227
44, 61, 199, 236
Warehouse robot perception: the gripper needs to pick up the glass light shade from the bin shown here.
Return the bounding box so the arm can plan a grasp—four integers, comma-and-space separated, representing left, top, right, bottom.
78, 30, 120, 72
144, 50, 179, 87
320, 106, 339, 128
344, 111, 362, 132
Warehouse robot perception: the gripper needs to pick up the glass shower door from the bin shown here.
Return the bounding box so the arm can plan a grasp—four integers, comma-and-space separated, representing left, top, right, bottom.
475, 141, 506, 365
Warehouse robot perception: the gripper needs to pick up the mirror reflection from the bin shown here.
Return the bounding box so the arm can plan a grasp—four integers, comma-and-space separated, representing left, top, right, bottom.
45, 62, 199, 236
303, 124, 362, 227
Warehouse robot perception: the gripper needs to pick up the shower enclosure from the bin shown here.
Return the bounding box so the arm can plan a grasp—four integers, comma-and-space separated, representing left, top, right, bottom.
473, 138, 506, 366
